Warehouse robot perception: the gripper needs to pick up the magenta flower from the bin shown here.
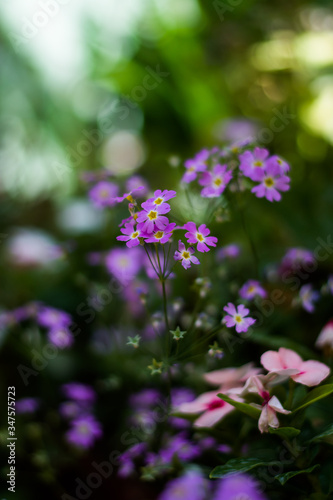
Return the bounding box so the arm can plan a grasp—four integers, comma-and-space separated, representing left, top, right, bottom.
174, 241, 200, 269
105, 247, 143, 282
214, 473, 268, 500
141, 189, 176, 210
198, 164, 232, 197
88, 181, 119, 208
239, 147, 270, 180
239, 279, 267, 300
267, 154, 290, 173
182, 149, 209, 183
261, 347, 330, 387
37, 306, 71, 329
251, 162, 290, 202
159, 471, 208, 500
61, 383, 96, 403
183, 222, 218, 252
136, 204, 171, 233
176, 390, 236, 427
116, 222, 144, 248
16, 398, 40, 415
47, 327, 74, 349
222, 303, 256, 333
144, 223, 176, 244
66, 414, 102, 449
299, 284, 320, 313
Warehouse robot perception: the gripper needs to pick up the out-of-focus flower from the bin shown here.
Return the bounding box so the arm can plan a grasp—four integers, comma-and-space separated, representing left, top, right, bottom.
213, 472, 268, 500
126, 175, 149, 197
280, 247, 315, 274
316, 320, 333, 353
16, 397, 40, 415
199, 164, 232, 198
184, 222, 218, 253
47, 327, 74, 349
161, 433, 201, 463
251, 162, 290, 202
158, 471, 208, 500
37, 306, 72, 329
6, 229, 64, 267
299, 284, 320, 313
216, 244, 241, 261
182, 150, 209, 183
66, 415, 102, 449
222, 303, 256, 333
239, 279, 267, 300
59, 401, 83, 420
204, 363, 261, 391
61, 383, 96, 404
174, 241, 200, 270
175, 390, 236, 427
239, 147, 270, 180
105, 247, 144, 283
129, 389, 161, 408
111, 186, 144, 204
88, 181, 119, 208
261, 347, 330, 386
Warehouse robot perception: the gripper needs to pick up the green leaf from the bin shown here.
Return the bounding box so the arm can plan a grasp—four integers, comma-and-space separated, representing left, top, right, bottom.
307, 424, 333, 444
210, 457, 279, 479
275, 464, 320, 485
217, 393, 261, 419
292, 385, 333, 413
269, 427, 300, 440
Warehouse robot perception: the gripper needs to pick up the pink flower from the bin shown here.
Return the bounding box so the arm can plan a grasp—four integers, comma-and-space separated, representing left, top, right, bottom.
239, 280, 267, 300
316, 320, 333, 351
198, 164, 232, 198
183, 222, 218, 253
260, 347, 330, 387
239, 147, 270, 181
251, 162, 290, 202
88, 181, 119, 208
222, 303, 256, 333
204, 362, 261, 391
174, 241, 200, 270
175, 390, 236, 427
141, 189, 176, 210
144, 223, 176, 244
182, 150, 209, 183
116, 223, 143, 248
136, 204, 171, 234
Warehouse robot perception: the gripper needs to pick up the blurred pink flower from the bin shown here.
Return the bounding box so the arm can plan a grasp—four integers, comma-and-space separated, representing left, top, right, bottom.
175, 390, 237, 427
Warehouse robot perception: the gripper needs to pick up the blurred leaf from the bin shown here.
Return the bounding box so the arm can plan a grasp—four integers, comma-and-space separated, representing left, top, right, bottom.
269, 427, 300, 440
307, 423, 333, 444
249, 331, 317, 359
217, 393, 261, 419
293, 385, 333, 413
210, 457, 279, 479
275, 464, 320, 485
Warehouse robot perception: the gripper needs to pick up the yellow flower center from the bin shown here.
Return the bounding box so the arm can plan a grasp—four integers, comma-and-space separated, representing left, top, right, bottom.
248, 285, 255, 293
100, 189, 109, 198
214, 178, 222, 186
154, 231, 164, 239
154, 197, 163, 205
148, 211, 157, 220
254, 161, 263, 167
126, 195, 134, 202
196, 233, 204, 242
235, 315, 242, 322
264, 177, 274, 187
131, 231, 139, 239
182, 251, 190, 259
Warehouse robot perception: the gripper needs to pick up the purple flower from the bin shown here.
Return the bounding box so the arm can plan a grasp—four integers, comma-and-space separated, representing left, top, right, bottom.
126, 175, 149, 196
37, 306, 71, 329
239, 147, 270, 180
61, 383, 96, 404
161, 433, 201, 463
105, 247, 144, 283
299, 284, 320, 313
216, 244, 241, 261
159, 471, 208, 500
174, 241, 200, 270
222, 303, 256, 333
239, 280, 267, 300
267, 155, 290, 173
141, 189, 177, 210
183, 222, 218, 253
88, 181, 119, 208
251, 162, 290, 202
182, 149, 209, 183
111, 186, 145, 204
144, 223, 176, 244
136, 204, 171, 233
280, 247, 315, 274
47, 327, 74, 349
199, 164, 233, 197
116, 222, 144, 248
16, 397, 40, 414
59, 401, 83, 419
66, 415, 102, 449
129, 389, 161, 408
213, 473, 267, 500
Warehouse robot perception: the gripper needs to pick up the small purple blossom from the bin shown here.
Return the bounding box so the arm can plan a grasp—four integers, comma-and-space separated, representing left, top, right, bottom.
125, 175, 149, 196
136, 204, 171, 233
88, 181, 119, 208
129, 389, 161, 408
16, 397, 40, 414
222, 303, 256, 333
199, 164, 233, 197
239, 147, 270, 180
144, 223, 176, 244
182, 149, 209, 183
116, 222, 144, 248
280, 247, 315, 274
239, 280, 267, 300
47, 327, 74, 349
216, 244, 241, 261
66, 415, 102, 449
161, 433, 201, 463
213, 473, 267, 500
141, 189, 177, 210
184, 222, 218, 253
159, 471, 208, 500
251, 162, 290, 202
59, 401, 83, 419
111, 186, 145, 204
299, 284, 320, 313
105, 247, 144, 282
268, 155, 290, 173
174, 241, 200, 270
37, 306, 71, 329
61, 383, 96, 404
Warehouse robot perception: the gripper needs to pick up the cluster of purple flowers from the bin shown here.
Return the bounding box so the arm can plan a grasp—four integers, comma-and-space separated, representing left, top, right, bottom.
36, 305, 74, 349
182, 145, 291, 202
60, 383, 102, 449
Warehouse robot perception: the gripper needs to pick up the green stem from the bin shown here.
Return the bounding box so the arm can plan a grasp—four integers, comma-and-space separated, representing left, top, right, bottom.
286, 379, 296, 410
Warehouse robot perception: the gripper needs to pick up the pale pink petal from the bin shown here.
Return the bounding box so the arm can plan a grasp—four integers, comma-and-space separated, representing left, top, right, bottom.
278, 348, 303, 369
258, 405, 279, 433
261, 350, 286, 372
176, 391, 219, 414
268, 396, 291, 415
194, 404, 234, 428
292, 360, 330, 387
